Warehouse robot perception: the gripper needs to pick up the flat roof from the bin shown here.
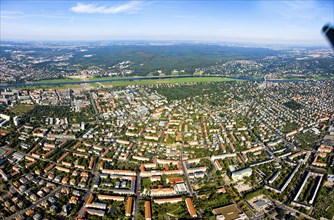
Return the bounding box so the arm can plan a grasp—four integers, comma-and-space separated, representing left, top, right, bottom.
176, 183, 187, 192
212, 204, 242, 220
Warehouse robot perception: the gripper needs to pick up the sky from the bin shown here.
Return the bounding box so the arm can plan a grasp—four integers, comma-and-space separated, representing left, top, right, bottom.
1, 0, 334, 45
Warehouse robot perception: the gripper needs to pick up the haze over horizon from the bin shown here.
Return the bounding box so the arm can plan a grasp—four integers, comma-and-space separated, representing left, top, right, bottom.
1, 0, 334, 46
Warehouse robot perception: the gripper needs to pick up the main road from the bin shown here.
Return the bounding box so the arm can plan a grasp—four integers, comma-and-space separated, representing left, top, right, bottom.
180, 132, 194, 197
87, 90, 100, 123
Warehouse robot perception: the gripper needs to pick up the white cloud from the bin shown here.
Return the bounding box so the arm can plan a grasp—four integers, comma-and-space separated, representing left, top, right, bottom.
70, 1, 144, 14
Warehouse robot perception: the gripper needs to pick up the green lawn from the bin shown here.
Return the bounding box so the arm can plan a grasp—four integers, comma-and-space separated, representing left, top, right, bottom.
294, 131, 319, 150
10, 77, 238, 89
282, 122, 300, 134
141, 178, 152, 189
14, 84, 89, 90
281, 75, 334, 81
88, 75, 192, 81
11, 104, 35, 116
16, 74, 334, 87
313, 187, 334, 219
100, 77, 237, 87
30, 78, 82, 84
89, 76, 148, 81
152, 201, 189, 219
314, 75, 334, 80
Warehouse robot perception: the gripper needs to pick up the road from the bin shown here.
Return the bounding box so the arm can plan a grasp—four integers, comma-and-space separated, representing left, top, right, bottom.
180, 132, 194, 197
6, 186, 62, 220
76, 156, 99, 216
270, 198, 317, 220
87, 90, 99, 122
133, 174, 141, 220
91, 156, 99, 175
77, 185, 93, 216
260, 119, 300, 164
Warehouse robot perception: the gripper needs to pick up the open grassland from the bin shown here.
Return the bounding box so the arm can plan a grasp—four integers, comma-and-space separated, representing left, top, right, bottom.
314, 75, 334, 80
282, 75, 334, 81
30, 78, 82, 84
11, 104, 35, 116
88, 76, 147, 81
100, 77, 237, 87
11, 77, 238, 89
14, 84, 88, 90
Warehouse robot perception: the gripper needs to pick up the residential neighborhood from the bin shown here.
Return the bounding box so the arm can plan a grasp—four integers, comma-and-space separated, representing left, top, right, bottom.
0, 79, 333, 219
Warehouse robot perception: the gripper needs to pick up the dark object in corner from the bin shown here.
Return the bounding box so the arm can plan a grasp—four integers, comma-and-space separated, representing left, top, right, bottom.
322, 24, 334, 50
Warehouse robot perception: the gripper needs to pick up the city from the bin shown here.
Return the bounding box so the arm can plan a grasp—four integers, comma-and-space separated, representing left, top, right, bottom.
0, 79, 333, 219
1, 0, 334, 219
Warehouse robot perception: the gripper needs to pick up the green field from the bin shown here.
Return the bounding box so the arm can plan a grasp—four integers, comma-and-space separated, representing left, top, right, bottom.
30, 78, 82, 84
11, 104, 35, 116
88, 76, 147, 81
88, 75, 208, 81
282, 75, 334, 81
314, 75, 334, 80
282, 122, 300, 134
31, 75, 188, 83
10, 77, 239, 89
100, 77, 237, 87
313, 187, 334, 219
14, 84, 88, 90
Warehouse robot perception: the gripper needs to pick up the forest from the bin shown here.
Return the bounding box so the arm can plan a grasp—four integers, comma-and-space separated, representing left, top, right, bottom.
151, 81, 235, 101
283, 100, 303, 110
23, 105, 95, 124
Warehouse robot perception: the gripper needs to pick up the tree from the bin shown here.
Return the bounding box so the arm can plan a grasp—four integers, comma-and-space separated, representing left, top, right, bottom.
276, 208, 285, 218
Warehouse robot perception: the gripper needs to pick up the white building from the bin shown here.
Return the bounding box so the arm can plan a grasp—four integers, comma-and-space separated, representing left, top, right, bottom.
231, 168, 252, 181
13, 116, 21, 126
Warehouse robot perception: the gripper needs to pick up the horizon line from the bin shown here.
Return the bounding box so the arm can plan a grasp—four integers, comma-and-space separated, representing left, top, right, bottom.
0, 39, 329, 47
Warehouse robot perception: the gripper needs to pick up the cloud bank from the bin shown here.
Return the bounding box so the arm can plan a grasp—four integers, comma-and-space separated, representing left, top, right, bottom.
70, 1, 143, 14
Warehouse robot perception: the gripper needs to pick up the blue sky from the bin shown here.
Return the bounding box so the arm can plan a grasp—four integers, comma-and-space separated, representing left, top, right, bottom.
1, 0, 333, 45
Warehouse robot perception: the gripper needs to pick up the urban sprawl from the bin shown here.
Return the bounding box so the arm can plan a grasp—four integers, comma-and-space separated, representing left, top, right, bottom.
0, 79, 334, 220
